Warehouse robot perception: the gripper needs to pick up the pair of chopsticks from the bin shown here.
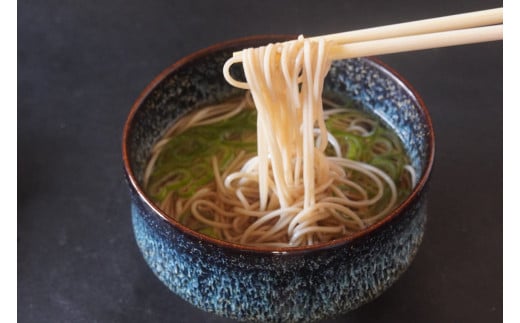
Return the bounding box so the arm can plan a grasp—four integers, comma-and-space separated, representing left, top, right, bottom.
231, 8, 503, 61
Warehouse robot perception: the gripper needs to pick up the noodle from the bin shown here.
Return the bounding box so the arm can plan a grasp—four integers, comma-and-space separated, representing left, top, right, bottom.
144, 36, 416, 247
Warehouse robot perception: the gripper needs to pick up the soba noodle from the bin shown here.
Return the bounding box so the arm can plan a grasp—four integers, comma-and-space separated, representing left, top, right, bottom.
144, 36, 416, 247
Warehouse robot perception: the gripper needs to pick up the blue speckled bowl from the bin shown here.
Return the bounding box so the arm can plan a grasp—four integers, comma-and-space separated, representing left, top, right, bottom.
122, 35, 435, 322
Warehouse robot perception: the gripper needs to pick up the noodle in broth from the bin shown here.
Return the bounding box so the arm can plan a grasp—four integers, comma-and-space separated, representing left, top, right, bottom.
144, 37, 415, 247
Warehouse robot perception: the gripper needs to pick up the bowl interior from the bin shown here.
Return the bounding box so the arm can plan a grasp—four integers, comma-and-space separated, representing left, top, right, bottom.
123, 36, 434, 250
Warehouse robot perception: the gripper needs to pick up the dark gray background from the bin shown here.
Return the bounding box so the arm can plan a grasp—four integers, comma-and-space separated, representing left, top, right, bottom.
18, 0, 502, 322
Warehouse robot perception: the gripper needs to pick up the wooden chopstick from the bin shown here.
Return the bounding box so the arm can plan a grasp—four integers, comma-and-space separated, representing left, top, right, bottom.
230, 7, 503, 60
328, 24, 502, 60
310, 8, 502, 45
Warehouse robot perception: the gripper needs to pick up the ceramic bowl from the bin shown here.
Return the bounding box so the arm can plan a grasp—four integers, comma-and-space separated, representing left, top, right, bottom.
122, 35, 435, 322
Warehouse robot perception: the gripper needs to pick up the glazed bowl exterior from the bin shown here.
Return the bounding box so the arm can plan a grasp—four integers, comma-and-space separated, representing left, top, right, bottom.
122, 35, 435, 322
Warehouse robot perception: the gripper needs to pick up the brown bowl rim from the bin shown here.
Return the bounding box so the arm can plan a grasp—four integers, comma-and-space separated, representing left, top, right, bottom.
122, 34, 435, 255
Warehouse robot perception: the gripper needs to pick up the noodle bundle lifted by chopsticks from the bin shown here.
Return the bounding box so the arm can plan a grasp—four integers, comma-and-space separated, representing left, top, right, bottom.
219, 37, 402, 246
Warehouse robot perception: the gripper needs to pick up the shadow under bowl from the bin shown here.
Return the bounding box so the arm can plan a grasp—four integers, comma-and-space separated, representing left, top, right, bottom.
122, 35, 435, 322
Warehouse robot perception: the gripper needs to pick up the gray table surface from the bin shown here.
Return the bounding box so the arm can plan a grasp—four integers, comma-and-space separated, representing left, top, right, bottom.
19, 0, 502, 322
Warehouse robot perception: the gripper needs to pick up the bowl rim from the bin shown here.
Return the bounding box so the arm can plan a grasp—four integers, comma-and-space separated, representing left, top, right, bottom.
122, 34, 435, 255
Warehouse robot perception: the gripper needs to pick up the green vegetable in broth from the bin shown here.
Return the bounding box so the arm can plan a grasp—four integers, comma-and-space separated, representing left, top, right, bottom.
144, 94, 415, 245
